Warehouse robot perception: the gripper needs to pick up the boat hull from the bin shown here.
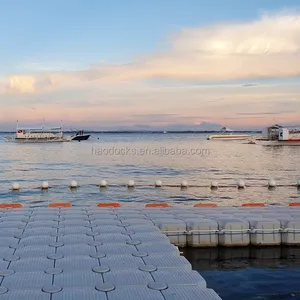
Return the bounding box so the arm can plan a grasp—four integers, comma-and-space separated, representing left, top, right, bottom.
71, 134, 90, 141
207, 135, 249, 140
4, 137, 70, 143
254, 139, 300, 146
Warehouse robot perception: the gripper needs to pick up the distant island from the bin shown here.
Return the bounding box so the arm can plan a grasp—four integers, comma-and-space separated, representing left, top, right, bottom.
0, 121, 262, 134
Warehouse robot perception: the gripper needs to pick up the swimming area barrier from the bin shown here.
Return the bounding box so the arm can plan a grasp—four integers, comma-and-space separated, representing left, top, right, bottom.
7, 178, 300, 191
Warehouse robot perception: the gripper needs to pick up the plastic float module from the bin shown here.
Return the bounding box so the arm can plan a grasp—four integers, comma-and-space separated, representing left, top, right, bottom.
0, 206, 222, 300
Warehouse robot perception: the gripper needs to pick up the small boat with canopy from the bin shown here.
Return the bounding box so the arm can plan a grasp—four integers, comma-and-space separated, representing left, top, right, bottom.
4, 122, 70, 143
207, 127, 249, 140
252, 124, 300, 146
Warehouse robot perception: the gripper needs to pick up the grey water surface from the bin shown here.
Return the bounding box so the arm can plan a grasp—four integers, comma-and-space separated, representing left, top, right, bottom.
0, 132, 300, 300
0, 132, 299, 206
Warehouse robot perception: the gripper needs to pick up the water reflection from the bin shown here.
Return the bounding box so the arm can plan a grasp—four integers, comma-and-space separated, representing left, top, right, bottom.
183, 246, 300, 270
0, 133, 299, 205
183, 247, 300, 300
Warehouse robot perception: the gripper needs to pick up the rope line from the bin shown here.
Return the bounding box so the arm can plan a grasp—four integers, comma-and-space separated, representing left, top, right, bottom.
160, 228, 299, 235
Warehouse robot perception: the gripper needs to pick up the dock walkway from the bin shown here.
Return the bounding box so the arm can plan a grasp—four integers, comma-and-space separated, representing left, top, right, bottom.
0, 206, 222, 300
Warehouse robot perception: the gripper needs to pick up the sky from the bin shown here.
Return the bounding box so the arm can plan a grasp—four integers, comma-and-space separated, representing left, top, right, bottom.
0, 0, 300, 130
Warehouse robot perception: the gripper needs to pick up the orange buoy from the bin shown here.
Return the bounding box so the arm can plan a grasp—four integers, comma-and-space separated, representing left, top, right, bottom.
194, 203, 217, 208
289, 202, 300, 207
145, 203, 169, 208
242, 203, 265, 207
48, 202, 72, 208
0, 203, 23, 209
97, 202, 121, 208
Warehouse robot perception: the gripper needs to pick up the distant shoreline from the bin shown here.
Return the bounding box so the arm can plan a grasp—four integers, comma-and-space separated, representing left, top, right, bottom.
0, 130, 261, 134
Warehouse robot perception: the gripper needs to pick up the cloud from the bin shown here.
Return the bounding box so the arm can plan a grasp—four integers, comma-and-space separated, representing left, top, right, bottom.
130, 113, 179, 118
242, 84, 258, 87
170, 13, 300, 55
236, 111, 295, 115
1, 80, 299, 129
18, 62, 83, 72
4, 11, 300, 94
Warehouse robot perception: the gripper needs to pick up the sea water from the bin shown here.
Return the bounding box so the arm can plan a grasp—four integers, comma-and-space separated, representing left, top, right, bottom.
0, 132, 299, 299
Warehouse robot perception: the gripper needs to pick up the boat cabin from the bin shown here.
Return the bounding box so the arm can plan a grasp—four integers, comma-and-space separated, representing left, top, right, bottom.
261, 124, 291, 141
220, 126, 234, 133
75, 130, 84, 136
16, 127, 63, 139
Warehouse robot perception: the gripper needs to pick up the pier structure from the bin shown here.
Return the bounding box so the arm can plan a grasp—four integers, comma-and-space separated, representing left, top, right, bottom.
0, 204, 223, 300
0, 200, 300, 299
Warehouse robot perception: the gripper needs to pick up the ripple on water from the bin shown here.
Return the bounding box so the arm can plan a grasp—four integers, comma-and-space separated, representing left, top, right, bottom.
0, 133, 299, 206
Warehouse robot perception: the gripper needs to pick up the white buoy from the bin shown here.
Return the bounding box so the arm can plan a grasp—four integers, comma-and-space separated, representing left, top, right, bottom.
128, 180, 135, 188
41, 181, 49, 189
70, 180, 78, 188
11, 183, 20, 191
181, 180, 188, 188
155, 180, 162, 187
211, 181, 218, 189
237, 179, 245, 189
268, 179, 276, 188
99, 180, 107, 188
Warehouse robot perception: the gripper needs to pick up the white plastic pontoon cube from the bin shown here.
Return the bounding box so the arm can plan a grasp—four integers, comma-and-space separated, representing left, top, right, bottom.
281, 218, 300, 245
162, 286, 223, 300
186, 219, 218, 247
152, 219, 187, 247
151, 269, 207, 287
217, 218, 250, 247
249, 218, 281, 246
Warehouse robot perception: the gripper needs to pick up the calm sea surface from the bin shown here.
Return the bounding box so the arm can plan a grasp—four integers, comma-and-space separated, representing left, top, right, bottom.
0, 132, 300, 300
0, 132, 299, 206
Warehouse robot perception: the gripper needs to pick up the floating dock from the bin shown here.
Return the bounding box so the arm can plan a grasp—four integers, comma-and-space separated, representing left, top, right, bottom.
0, 204, 222, 300
0, 202, 300, 299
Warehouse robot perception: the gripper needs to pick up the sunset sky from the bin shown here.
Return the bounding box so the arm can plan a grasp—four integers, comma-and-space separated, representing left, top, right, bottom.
0, 0, 300, 130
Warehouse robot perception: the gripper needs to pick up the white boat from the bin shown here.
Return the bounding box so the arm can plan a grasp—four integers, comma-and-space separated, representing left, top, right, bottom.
207, 127, 249, 140
253, 124, 300, 146
4, 124, 70, 143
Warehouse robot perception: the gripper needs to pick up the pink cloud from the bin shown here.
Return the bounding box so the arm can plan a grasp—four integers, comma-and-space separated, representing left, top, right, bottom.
2, 11, 300, 94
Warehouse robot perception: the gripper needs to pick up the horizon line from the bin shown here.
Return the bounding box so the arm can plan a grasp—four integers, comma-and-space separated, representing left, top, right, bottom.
0, 130, 261, 133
